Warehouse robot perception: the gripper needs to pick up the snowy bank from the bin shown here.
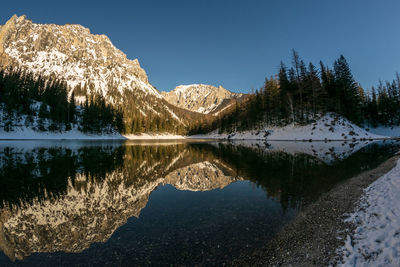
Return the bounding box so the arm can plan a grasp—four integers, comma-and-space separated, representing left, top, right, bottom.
368, 125, 400, 137
0, 129, 190, 140
190, 113, 386, 141
338, 158, 400, 266
123, 133, 185, 140
0, 102, 125, 140
0, 128, 189, 141
0, 126, 125, 140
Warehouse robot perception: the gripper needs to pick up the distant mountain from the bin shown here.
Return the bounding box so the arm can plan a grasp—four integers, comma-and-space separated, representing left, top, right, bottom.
0, 14, 194, 133
162, 84, 243, 114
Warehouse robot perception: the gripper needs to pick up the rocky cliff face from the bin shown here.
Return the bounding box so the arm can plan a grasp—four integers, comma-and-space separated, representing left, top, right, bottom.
0, 15, 155, 96
0, 15, 184, 125
162, 84, 242, 114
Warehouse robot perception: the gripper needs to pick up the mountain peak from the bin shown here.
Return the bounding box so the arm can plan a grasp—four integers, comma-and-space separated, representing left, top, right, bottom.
162, 84, 242, 114
2, 14, 28, 28
0, 15, 154, 93
172, 84, 228, 95
0, 15, 193, 132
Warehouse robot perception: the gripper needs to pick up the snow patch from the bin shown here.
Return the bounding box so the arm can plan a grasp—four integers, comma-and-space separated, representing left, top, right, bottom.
191, 113, 386, 141
123, 133, 185, 140
338, 159, 400, 266
0, 126, 125, 140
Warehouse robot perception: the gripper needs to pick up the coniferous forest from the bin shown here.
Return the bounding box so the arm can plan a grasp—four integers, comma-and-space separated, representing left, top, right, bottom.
1, 51, 399, 136
191, 50, 400, 134
0, 67, 124, 133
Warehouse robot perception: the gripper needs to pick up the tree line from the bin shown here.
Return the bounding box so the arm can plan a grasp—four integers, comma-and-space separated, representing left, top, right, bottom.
363, 74, 400, 127
72, 80, 192, 135
2, 52, 399, 135
0, 67, 123, 133
192, 50, 400, 134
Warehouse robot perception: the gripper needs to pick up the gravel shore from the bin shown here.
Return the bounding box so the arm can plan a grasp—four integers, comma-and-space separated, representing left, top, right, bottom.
233, 153, 400, 266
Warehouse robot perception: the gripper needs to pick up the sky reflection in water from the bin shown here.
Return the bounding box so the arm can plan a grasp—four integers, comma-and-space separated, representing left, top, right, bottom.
0, 140, 398, 266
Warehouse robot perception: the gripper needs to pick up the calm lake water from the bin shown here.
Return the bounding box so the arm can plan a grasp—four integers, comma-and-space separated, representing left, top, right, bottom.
0, 139, 398, 266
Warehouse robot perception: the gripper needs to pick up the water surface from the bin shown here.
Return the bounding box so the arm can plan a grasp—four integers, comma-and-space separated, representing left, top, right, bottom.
0, 139, 398, 266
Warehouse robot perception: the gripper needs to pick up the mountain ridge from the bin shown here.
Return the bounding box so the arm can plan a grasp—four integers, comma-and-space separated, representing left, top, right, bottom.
162, 84, 242, 114
0, 14, 247, 135
0, 14, 203, 133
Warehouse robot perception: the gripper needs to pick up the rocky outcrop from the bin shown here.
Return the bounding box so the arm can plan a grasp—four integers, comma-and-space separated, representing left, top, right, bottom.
162, 84, 242, 114
0, 15, 155, 96
0, 14, 20, 66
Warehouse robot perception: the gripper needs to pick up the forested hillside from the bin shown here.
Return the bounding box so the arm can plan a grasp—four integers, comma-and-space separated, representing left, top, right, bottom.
0, 67, 123, 133
0, 15, 200, 135
0, 67, 211, 135
191, 50, 400, 134
1, 50, 399, 137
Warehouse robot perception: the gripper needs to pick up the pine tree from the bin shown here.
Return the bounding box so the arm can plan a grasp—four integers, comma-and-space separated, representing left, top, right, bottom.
279, 63, 294, 123
68, 91, 76, 123
333, 55, 363, 124
307, 62, 325, 116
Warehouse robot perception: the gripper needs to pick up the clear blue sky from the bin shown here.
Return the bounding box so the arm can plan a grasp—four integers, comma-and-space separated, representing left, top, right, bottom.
1, 0, 400, 93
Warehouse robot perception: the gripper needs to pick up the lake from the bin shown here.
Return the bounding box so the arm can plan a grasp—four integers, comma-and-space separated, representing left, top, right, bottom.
0, 139, 398, 266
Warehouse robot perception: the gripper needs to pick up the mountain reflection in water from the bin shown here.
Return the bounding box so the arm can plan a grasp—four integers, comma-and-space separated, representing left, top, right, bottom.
0, 140, 397, 265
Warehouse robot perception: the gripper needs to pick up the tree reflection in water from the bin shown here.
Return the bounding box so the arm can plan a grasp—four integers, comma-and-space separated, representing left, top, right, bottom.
0, 140, 397, 265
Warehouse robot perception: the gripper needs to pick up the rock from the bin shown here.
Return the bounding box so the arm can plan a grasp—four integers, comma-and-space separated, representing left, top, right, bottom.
0, 14, 152, 94
162, 84, 242, 114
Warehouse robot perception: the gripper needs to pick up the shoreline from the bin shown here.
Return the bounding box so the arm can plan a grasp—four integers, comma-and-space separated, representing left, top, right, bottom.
1, 113, 399, 141
233, 153, 400, 266
0, 138, 397, 142
0, 134, 397, 142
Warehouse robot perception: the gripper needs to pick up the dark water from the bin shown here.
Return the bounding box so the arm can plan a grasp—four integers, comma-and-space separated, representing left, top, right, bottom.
0, 139, 398, 266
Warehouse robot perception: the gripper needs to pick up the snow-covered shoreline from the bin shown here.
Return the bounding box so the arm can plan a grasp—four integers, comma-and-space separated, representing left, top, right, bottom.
0, 127, 194, 140
0, 125, 190, 140
123, 133, 186, 140
0, 127, 125, 140
190, 114, 393, 141
368, 125, 400, 138
1, 113, 399, 141
338, 158, 400, 266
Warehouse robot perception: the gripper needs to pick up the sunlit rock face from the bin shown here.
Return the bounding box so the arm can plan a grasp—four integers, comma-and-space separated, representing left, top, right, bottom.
0, 15, 152, 95
162, 84, 242, 114
0, 145, 240, 261
0, 15, 183, 123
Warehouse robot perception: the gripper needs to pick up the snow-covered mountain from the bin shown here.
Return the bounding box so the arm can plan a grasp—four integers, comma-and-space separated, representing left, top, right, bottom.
162, 84, 242, 114
0, 15, 249, 134
0, 14, 186, 129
